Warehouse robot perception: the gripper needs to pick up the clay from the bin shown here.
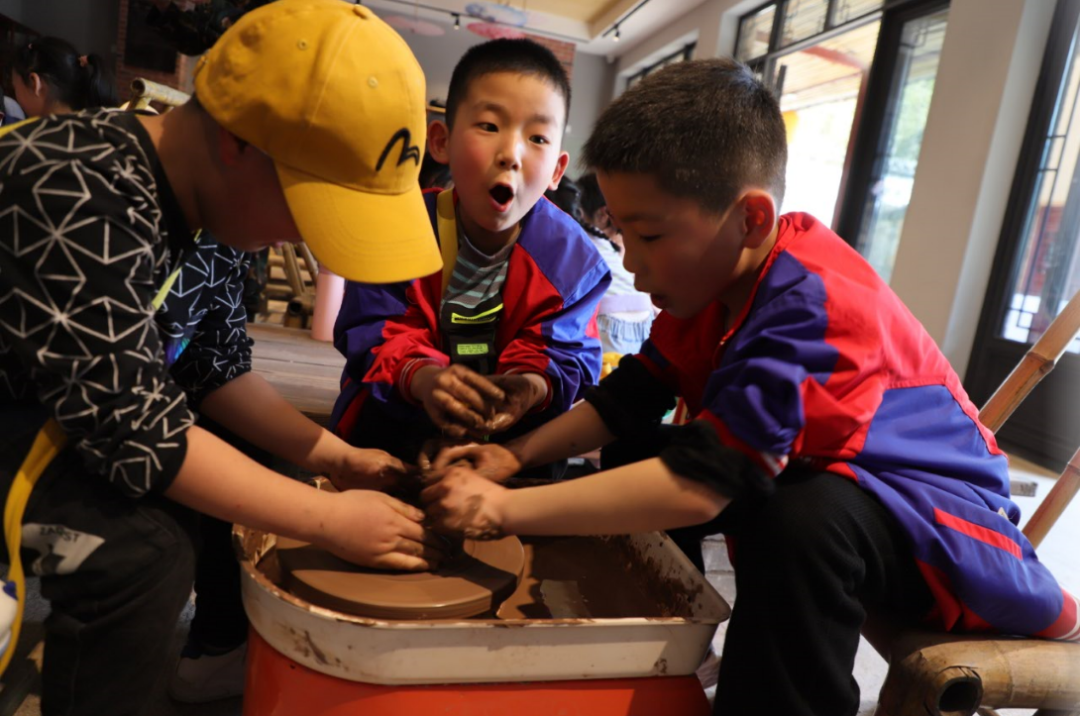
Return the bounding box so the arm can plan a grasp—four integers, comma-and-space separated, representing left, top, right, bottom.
275, 534, 525, 620
496, 536, 688, 620
266, 532, 696, 622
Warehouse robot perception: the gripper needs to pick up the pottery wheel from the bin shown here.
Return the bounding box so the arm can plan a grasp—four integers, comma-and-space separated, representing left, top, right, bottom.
275, 535, 525, 620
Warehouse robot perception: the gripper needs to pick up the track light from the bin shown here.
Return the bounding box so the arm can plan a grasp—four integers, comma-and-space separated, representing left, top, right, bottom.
613, 24, 621, 41
453, 13, 460, 29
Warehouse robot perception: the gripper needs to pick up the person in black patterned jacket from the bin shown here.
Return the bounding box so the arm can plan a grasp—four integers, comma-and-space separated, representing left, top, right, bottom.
0, 3, 444, 714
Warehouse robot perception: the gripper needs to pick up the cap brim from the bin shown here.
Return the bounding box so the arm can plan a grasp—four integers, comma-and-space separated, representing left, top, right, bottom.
277, 163, 442, 284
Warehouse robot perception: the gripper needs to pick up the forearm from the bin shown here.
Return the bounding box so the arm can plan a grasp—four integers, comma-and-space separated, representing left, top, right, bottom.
506, 401, 616, 469
199, 372, 349, 474
498, 457, 729, 535
165, 425, 335, 543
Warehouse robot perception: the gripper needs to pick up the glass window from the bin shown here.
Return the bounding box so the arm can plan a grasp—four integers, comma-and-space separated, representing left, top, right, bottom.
1000, 15, 1080, 353
854, 8, 949, 282
626, 43, 695, 91
780, 0, 829, 48
737, 4, 776, 62
773, 19, 882, 225
831, 0, 885, 25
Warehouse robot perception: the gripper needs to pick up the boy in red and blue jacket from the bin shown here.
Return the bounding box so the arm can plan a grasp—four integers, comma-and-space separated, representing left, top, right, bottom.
330, 39, 609, 469
421, 59, 1079, 716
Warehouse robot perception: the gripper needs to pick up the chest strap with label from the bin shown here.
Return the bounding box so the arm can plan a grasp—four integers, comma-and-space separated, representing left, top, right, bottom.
435, 189, 504, 375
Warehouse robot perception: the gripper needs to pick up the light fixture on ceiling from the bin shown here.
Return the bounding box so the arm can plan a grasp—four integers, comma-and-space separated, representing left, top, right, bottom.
373, 0, 581, 43
604, 0, 652, 44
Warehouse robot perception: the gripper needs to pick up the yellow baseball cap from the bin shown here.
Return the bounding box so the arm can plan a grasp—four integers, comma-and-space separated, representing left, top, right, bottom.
194, 0, 441, 284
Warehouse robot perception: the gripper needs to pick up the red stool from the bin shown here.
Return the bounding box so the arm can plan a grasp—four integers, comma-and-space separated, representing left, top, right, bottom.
243, 629, 711, 716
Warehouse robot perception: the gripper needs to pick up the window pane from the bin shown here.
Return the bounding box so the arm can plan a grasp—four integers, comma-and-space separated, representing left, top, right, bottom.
831, 0, 884, 26
854, 8, 949, 282
780, 0, 828, 48
737, 5, 776, 62
774, 19, 881, 226
1001, 14, 1080, 353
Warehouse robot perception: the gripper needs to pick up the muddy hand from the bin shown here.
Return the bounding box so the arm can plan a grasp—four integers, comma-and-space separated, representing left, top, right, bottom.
420, 465, 508, 540
430, 443, 522, 483
320, 490, 447, 571
417, 436, 476, 480
328, 447, 410, 493
481, 374, 546, 435
412, 365, 506, 438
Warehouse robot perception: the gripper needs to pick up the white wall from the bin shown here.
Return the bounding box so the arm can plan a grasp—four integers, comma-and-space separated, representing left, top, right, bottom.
612, 0, 1056, 377
395, 21, 613, 180
397, 19, 486, 110
888, 0, 1054, 376
611, 0, 758, 95
565, 51, 615, 174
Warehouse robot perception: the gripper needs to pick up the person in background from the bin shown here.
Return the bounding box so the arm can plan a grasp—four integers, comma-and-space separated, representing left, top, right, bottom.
419, 149, 453, 190
0, 84, 25, 126
577, 173, 655, 357
578, 172, 622, 249
9, 36, 119, 116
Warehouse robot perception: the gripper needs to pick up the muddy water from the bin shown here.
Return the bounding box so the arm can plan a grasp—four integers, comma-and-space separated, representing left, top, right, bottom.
259, 534, 692, 621
496, 536, 682, 619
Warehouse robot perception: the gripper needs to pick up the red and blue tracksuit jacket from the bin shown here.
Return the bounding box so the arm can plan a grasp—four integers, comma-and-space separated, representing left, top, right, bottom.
329, 191, 610, 440
637, 212, 1078, 641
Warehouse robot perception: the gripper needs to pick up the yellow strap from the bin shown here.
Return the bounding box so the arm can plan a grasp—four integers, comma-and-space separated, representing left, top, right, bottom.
0, 420, 64, 675
451, 303, 504, 325
0, 116, 47, 675
436, 189, 459, 297
0, 117, 41, 139
0, 219, 190, 675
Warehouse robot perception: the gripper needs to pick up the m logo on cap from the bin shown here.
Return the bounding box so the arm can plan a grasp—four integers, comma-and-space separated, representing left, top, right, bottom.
377, 128, 421, 172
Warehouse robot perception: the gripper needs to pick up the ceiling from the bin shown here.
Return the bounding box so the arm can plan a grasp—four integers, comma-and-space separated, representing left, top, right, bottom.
363, 0, 710, 57
521, 0, 625, 25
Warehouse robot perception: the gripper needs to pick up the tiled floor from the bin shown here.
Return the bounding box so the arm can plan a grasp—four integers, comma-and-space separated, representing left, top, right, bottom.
6, 456, 1076, 715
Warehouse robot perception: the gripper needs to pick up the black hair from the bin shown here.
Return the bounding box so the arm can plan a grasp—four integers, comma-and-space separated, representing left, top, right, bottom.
572, 172, 619, 248
583, 58, 787, 213
544, 176, 581, 220
445, 38, 571, 129
577, 173, 606, 220
11, 36, 120, 111
419, 150, 452, 190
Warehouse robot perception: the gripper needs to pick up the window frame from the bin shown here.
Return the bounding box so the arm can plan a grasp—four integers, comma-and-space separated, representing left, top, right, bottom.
964, 0, 1080, 469
734, 0, 893, 65
625, 42, 697, 90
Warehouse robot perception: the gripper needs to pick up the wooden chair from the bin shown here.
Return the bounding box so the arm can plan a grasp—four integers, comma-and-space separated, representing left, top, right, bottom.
867, 289, 1080, 716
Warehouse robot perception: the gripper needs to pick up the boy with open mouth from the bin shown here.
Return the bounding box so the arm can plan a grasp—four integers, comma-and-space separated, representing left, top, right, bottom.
330, 39, 610, 480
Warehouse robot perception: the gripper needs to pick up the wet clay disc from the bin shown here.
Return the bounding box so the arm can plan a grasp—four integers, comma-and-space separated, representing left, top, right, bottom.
275, 535, 525, 620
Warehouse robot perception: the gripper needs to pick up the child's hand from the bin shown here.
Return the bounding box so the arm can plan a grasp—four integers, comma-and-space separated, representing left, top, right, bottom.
317, 490, 446, 571
430, 443, 522, 483
416, 436, 474, 476
411, 365, 506, 438
482, 374, 548, 434
327, 447, 410, 493
421, 465, 510, 540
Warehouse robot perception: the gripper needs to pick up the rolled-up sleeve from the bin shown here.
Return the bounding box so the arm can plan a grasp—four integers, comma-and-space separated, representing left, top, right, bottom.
169, 242, 253, 404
